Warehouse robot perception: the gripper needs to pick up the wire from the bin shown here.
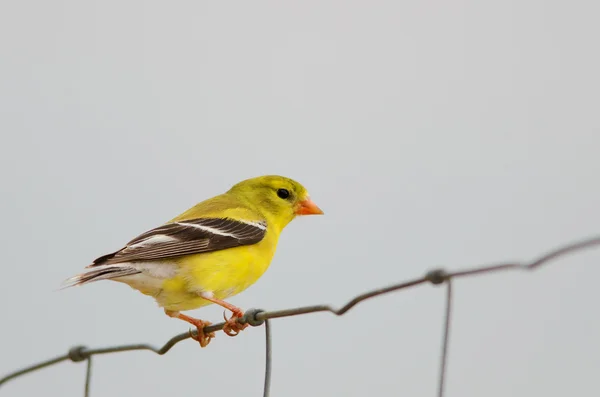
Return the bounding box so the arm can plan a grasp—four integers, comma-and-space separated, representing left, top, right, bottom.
438, 280, 452, 397
263, 320, 272, 397
1, 235, 599, 397
84, 358, 92, 397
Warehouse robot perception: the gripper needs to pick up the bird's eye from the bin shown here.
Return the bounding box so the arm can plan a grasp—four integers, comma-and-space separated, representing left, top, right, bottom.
277, 188, 290, 199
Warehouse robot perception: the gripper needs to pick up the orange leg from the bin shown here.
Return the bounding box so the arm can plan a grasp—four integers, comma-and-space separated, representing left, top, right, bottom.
164, 309, 215, 347
200, 295, 249, 337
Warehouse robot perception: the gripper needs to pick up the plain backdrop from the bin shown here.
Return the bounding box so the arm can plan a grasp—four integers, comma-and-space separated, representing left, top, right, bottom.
1, 1, 599, 396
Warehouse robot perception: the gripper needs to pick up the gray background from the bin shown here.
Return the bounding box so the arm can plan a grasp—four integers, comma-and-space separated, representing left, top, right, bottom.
1, 1, 599, 396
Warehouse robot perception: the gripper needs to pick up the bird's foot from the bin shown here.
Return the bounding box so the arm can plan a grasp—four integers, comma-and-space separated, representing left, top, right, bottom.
165, 309, 215, 348
222, 308, 249, 337
188, 319, 215, 347
197, 295, 249, 337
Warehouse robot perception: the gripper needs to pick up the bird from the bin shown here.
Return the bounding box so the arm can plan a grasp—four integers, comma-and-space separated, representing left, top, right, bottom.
64, 175, 324, 347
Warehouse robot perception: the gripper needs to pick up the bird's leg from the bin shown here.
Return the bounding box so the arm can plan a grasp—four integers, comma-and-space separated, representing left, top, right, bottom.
164, 309, 215, 347
199, 293, 249, 337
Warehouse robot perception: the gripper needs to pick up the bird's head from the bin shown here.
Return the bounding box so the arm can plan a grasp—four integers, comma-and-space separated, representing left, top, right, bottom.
228, 175, 324, 230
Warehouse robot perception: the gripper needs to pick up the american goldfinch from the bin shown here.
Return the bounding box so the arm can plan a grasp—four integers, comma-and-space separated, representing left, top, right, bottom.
65, 175, 323, 347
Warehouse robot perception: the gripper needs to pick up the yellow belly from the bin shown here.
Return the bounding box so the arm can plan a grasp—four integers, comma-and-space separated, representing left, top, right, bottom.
152, 234, 278, 312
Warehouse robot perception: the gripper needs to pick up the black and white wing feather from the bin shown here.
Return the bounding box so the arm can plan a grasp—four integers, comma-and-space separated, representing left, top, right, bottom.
88, 218, 267, 267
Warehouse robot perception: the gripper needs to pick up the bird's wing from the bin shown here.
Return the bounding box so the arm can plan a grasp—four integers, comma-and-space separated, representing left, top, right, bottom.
88, 217, 267, 267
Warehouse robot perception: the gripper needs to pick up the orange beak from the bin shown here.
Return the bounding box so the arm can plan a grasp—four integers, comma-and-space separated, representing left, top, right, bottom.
295, 197, 324, 215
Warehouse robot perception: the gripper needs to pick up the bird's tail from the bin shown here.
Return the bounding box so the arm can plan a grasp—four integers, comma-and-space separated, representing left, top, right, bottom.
62, 266, 140, 289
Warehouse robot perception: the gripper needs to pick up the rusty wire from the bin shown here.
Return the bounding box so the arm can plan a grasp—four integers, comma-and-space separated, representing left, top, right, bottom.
1, 235, 600, 397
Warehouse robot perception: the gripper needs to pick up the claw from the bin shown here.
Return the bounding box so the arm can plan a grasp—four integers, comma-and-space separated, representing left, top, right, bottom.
165, 310, 215, 348
189, 321, 215, 348
189, 295, 250, 339
222, 310, 249, 337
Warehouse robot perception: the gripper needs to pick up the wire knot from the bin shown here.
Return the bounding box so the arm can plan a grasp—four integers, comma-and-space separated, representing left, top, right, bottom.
241, 308, 266, 327
68, 346, 88, 362
425, 268, 449, 285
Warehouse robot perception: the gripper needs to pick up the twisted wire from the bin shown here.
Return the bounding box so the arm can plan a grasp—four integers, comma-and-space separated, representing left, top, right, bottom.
2, 235, 599, 397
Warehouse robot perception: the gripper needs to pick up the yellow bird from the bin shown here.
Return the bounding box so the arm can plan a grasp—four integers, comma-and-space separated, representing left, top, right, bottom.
65, 175, 323, 347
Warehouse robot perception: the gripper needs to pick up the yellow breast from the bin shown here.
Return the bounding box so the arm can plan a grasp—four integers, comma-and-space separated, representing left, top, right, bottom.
156, 229, 279, 312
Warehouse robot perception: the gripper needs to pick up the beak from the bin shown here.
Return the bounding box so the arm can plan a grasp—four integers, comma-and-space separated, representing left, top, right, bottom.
295, 197, 324, 215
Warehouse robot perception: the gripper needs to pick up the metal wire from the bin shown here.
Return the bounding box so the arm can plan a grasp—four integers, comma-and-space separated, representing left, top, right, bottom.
84, 358, 92, 397
263, 320, 272, 397
438, 280, 452, 397
1, 235, 600, 397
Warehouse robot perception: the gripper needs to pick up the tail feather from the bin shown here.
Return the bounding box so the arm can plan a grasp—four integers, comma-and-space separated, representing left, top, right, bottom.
62, 266, 141, 288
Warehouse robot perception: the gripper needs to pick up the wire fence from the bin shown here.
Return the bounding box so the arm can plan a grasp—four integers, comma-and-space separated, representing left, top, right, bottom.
2, 235, 600, 397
